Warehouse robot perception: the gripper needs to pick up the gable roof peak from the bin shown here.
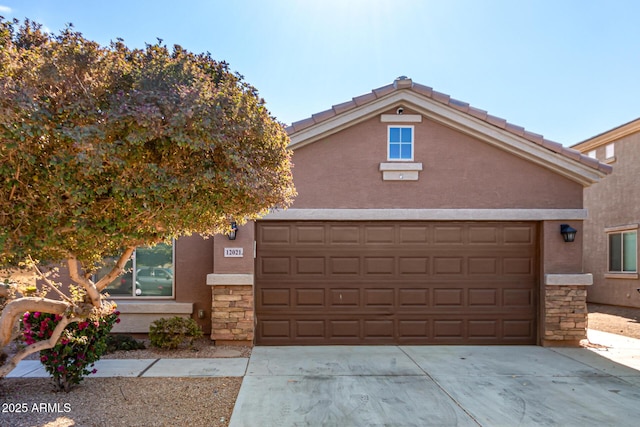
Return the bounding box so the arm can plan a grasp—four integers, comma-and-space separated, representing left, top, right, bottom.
394, 76, 413, 89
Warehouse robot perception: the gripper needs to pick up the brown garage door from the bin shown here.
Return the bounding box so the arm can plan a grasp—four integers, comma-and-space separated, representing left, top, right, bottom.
255, 221, 538, 345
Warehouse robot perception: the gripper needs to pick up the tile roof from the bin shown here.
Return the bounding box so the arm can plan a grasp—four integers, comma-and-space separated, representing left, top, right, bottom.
287, 77, 612, 175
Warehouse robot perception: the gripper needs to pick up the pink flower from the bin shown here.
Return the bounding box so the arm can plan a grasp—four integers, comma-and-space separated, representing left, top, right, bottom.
33, 312, 40, 318
78, 321, 89, 331
40, 355, 48, 362
91, 368, 97, 374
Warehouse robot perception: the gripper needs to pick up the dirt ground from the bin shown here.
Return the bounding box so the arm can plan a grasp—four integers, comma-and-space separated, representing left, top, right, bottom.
588, 303, 640, 339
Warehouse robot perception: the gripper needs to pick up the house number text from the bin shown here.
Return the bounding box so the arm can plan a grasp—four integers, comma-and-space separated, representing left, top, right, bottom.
224, 248, 244, 257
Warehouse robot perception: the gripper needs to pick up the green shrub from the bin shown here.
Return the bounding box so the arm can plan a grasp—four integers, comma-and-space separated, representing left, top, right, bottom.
105, 334, 146, 353
149, 316, 202, 349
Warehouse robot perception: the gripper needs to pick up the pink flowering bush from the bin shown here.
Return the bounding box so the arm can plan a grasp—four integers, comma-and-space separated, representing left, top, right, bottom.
21, 306, 120, 391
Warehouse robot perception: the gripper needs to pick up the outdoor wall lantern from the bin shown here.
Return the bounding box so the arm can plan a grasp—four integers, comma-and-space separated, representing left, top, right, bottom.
228, 221, 238, 240
560, 224, 577, 243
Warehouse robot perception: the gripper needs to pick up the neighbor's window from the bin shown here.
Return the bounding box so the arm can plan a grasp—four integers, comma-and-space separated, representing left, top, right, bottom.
608, 230, 637, 273
605, 143, 615, 159
388, 126, 414, 161
588, 150, 597, 159
99, 242, 174, 297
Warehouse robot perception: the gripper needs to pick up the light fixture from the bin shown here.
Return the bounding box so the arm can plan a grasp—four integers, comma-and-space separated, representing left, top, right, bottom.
228, 221, 238, 240
560, 224, 577, 243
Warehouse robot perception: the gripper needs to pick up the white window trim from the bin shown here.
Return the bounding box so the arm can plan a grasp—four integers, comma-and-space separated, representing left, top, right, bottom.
605, 143, 615, 159
387, 125, 414, 162
605, 224, 638, 278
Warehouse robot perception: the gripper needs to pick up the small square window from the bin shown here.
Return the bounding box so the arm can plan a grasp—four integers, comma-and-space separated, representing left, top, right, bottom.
608, 230, 637, 273
388, 126, 413, 161
588, 150, 597, 159
605, 143, 615, 159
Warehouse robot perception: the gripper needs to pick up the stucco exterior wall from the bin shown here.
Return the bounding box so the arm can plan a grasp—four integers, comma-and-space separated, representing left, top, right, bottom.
291, 109, 584, 210
175, 235, 214, 333
581, 132, 640, 307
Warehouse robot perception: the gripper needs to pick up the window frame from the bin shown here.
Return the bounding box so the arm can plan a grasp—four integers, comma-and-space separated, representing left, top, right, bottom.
605, 143, 615, 159
387, 125, 414, 161
606, 225, 638, 278
100, 241, 176, 299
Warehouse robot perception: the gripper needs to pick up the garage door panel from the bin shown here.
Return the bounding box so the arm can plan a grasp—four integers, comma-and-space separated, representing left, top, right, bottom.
399, 257, 429, 275
398, 289, 429, 306
503, 257, 533, 275
503, 289, 533, 306
256, 221, 537, 345
468, 257, 498, 274
295, 225, 325, 244
469, 226, 499, 244
468, 320, 497, 337
433, 320, 464, 338
364, 289, 394, 306
296, 257, 326, 275
433, 288, 463, 306
330, 289, 359, 306
329, 257, 360, 275
259, 257, 291, 275
259, 225, 291, 245
364, 226, 395, 244
260, 289, 290, 307
295, 320, 325, 338
364, 257, 395, 274
260, 320, 291, 338
503, 319, 535, 338
468, 289, 498, 306
364, 320, 394, 338
504, 226, 534, 244
330, 225, 360, 244
433, 257, 464, 275
295, 289, 325, 306
329, 320, 360, 338
434, 226, 464, 244
399, 225, 429, 243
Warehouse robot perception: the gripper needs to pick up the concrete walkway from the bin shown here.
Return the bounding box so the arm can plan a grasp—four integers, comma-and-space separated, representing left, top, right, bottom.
7, 356, 249, 378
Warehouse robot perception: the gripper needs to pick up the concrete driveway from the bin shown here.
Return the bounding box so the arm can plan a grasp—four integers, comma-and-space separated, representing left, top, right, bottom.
230, 344, 640, 427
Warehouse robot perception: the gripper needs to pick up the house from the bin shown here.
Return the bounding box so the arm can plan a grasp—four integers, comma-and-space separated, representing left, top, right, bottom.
572, 119, 640, 308
114, 77, 612, 347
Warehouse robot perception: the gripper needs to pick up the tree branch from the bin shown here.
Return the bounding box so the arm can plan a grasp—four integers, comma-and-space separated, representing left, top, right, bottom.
0, 315, 75, 378
67, 256, 102, 309
94, 246, 135, 292
0, 297, 69, 348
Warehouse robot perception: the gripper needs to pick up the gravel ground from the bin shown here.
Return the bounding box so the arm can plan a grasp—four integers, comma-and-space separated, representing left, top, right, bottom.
1, 377, 242, 427
1, 338, 248, 427
587, 303, 640, 340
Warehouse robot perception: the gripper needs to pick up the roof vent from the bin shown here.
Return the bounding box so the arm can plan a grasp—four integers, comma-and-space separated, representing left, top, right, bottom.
394, 76, 413, 89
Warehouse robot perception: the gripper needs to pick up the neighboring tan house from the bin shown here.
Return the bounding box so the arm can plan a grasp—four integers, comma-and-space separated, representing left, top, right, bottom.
113, 77, 612, 347
573, 119, 640, 308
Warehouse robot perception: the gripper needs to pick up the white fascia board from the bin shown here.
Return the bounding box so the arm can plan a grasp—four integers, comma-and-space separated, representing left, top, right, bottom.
288, 92, 411, 149
262, 209, 588, 221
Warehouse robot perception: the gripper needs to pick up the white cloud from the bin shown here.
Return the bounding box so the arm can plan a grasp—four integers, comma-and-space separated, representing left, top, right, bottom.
0, 5, 12, 14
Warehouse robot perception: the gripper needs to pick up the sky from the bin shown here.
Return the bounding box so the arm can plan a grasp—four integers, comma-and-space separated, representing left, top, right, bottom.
1, 0, 639, 145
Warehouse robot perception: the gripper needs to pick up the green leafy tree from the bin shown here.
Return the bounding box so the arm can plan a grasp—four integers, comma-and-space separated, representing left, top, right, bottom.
0, 18, 295, 376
